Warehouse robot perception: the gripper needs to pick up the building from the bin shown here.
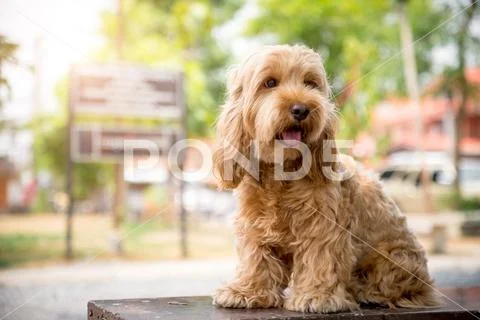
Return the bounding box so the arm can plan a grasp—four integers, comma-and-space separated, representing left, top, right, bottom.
374, 68, 480, 158
0, 157, 15, 212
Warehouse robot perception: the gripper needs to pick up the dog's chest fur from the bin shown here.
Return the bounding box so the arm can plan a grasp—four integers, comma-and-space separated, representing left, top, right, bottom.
237, 172, 328, 250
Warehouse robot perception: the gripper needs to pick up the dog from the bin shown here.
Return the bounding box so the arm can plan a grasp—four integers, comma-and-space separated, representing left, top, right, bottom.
211, 44, 439, 313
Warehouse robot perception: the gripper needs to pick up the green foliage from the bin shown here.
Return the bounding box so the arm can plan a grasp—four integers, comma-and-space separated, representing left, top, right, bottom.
93, 0, 450, 140
0, 233, 62, 268
432, 1, 478, 195
32, 187, 50, 212
246, 0, 447, 139
430, 66, 480, 100
31, 113, 112, 200
430, 1, 479, 100
441, 191, 480, 212
97, 0, 242, 136
0, 35, 19, 125
35, 0, 244, 205
31, 77, 113, 201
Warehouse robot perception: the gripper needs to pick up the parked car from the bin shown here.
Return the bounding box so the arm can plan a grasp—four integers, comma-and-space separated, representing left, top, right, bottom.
379, 157, 480, 213
182, 182, 237, 222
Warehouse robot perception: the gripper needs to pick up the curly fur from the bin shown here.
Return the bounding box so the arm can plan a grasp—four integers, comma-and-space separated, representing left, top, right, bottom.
212, 44, 440, 313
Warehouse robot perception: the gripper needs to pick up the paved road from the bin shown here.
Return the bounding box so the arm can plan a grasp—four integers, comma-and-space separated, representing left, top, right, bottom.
1, 256, 480, 320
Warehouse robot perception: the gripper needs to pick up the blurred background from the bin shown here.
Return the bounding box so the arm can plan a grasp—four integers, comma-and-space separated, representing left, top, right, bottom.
0, 0, 480, 319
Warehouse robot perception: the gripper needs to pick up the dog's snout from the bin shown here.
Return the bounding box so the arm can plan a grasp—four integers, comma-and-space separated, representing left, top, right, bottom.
290, 104, 310, 121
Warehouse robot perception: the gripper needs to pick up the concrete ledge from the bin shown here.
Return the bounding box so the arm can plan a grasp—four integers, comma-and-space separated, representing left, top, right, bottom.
88, 288, 480, 320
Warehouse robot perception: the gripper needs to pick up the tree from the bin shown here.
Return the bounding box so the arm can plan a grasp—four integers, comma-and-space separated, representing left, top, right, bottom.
245, 0, 447, 139
451, 0, 478, 195
97, 0, 243, 136
397, 0, 432, 212
36, 0, 242, 204
433, 1, 478, 196
31, 79, 112, 203
0, 35, 19, 127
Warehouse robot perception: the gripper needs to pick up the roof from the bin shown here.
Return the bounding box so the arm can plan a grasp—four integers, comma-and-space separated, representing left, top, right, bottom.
372, 67, 480, 156
375, 67, 480, 127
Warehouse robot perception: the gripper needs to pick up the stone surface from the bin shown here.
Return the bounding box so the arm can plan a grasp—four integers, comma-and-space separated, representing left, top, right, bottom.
88, 290, 480, 320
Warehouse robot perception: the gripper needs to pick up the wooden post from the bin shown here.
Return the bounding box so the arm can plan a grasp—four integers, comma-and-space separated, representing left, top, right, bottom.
177, 72, 187, 258
177, 172, 187, 258
65, 69, 74, 260
397, 0, 432, 213
110, 0, 126, 255
113, 164, 125, 229
110, 162, 125, 254
431, 224, 447, 254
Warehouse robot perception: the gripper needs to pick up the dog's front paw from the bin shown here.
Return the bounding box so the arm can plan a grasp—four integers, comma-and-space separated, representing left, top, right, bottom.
284, 292, 358, 313
213, 285, 282, 309
212, 286, 250, 308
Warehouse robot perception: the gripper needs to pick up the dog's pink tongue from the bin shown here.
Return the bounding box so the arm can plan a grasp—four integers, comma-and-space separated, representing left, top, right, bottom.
281, 129, 302, 146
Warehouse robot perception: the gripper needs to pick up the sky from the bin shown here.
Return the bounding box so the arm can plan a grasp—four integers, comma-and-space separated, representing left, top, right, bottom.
0, 0, 114, 121
0, 0, 256, 123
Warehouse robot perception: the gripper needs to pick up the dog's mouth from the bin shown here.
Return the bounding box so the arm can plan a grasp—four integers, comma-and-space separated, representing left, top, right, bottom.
277, 125, 304, 147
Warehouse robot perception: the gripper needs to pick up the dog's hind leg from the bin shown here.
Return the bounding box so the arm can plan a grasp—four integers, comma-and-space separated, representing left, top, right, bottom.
351, 241, 440, 308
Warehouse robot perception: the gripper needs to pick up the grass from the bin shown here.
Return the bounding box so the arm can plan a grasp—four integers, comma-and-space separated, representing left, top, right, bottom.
0, 212, 235, 269
121, 215, 235, 260
440, 192, 480, 212
0, 233, 62, 268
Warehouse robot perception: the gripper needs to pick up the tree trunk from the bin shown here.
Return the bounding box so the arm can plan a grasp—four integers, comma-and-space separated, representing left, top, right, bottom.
397, 0, 432, 212
453, 0, 477, 196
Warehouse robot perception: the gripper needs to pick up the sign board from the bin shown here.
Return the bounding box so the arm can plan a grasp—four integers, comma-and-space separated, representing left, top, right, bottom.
71, 125, 176, 163
66, 43, 188, 257
68, 63, 185, 164
70, 64, 184, 119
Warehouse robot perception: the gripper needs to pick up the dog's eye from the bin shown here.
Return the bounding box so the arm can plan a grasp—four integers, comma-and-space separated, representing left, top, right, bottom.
304, 80, 318, 89
264, 78, 277, 88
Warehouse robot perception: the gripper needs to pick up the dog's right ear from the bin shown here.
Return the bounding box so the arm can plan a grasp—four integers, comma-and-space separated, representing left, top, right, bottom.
212, 68, 249, 189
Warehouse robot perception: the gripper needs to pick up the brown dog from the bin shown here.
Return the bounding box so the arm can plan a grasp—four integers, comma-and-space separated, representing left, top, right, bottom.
212, 44, 439, 313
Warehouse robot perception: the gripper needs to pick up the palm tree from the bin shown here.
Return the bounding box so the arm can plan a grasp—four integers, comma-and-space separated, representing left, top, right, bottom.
429, 1, 478, 196
396, 0, 432, 212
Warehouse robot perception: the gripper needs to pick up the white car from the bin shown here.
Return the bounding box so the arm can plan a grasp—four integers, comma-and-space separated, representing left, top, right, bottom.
379, 156, 480, 212
182, 182, 237, 221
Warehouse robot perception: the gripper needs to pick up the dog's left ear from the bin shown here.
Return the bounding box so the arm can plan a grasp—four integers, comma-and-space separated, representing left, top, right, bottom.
212, 68, 250, 189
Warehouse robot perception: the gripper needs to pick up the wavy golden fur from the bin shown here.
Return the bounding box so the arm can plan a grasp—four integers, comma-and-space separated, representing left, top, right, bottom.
212, 45, 439, 313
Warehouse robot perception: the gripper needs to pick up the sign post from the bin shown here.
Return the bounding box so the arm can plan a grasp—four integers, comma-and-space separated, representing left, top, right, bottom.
65, 69, 75, 260
111, 162, 124, 253
67, 63, 186, 258
176, 72, 187, 258
113, 0, 125, 253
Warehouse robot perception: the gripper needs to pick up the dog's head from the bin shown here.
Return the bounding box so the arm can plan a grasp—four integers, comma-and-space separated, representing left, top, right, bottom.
213, 45, 337, 188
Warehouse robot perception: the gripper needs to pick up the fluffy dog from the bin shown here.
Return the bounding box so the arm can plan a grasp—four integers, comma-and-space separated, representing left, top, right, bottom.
212, 44, 439, 313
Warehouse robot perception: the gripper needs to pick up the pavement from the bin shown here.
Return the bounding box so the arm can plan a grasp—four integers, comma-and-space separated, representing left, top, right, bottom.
1, 256, 480, 320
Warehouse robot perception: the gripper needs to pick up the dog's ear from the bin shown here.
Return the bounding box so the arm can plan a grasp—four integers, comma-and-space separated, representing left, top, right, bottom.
308, 111, 339, 183
212, 68, 249, 189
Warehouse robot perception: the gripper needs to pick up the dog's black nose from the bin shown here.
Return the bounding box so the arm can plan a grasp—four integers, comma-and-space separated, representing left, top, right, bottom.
291, 104, 310, 121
